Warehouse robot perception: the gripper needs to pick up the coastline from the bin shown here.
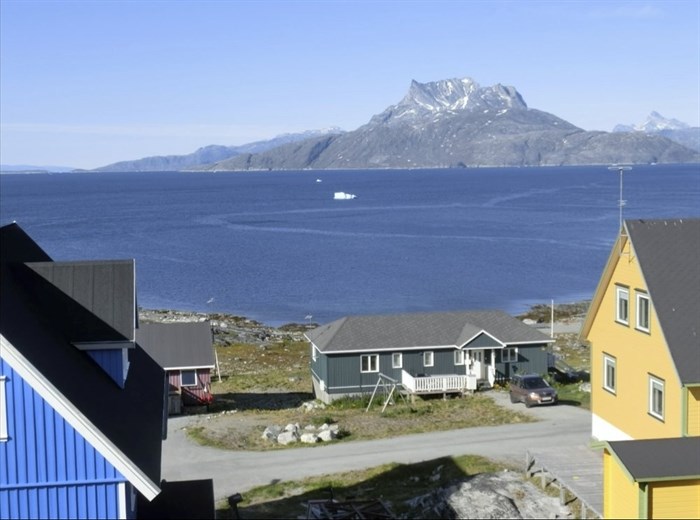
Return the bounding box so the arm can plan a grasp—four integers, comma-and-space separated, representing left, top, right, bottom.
139, 299, 590, 345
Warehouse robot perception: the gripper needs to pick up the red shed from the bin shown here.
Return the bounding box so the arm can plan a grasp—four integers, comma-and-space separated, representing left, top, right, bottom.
137, 321, 216, 414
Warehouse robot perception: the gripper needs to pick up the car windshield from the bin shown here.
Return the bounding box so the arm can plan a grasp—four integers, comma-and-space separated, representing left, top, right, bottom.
523, 377, 548, 389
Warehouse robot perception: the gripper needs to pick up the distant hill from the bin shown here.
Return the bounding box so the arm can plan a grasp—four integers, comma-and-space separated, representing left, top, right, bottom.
0, 164, 76, 174
200, 78, 699, 171
613, 111, 700, 152
92, 129, 344, 172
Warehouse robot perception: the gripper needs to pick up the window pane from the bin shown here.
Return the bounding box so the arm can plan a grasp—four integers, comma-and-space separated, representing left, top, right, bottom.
392, 353, 402, 368
616, 287, 629, 323
638, 295, 650, 330
181, 370, 196, 386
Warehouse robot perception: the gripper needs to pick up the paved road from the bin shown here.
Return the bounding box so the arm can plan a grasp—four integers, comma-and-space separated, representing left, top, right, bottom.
161, 390, 592, 502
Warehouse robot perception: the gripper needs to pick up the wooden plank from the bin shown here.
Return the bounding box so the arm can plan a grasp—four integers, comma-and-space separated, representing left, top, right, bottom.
525, 446, 603, 518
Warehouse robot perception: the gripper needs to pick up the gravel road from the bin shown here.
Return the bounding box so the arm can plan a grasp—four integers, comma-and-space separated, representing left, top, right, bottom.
161, 390, 591, 502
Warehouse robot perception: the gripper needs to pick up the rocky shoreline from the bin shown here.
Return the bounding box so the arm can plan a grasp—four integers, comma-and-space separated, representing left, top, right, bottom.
138, 308, 315, 346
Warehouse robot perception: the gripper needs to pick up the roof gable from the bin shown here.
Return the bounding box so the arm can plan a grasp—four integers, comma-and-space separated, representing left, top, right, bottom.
306, 310, 551, 353
580, 218, 700, 384
136, 322, 215, 369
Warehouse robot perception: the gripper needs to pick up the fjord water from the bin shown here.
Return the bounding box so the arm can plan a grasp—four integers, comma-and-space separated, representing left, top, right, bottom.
1, 165, 698, 326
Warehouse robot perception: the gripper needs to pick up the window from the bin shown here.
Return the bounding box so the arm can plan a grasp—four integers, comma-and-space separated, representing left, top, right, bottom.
454, 350, 465, 365
0, 375, 7, 441
423, 351, 434, 367
502, 348, 518, 363
392, 353, 403, 369
180, 370, 197, 387
615, 286, 629, 325
603, 355, 616, 393
636, 292, 650, 332
649, 376, 664, 420
361, 354, 379, 373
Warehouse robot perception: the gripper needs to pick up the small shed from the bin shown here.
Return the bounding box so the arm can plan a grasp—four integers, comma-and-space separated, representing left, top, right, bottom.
136, 322, 217, 414
604, 437, 700, 519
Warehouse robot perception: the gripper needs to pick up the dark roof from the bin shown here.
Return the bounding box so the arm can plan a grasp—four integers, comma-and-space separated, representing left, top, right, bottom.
0, 223, 165, 486
136, 322, 215, 369
626, 219, 700, 384
137, 479, 215, 519
27, 260, 136, 341
607, 437, 700, 481
306, 309, 552, 353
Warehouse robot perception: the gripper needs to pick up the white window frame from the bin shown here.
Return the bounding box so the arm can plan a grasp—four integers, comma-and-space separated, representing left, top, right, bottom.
502, 348, 518, 363
391, 353, 403, 369
180, 369, 197, 387
423, 351, 434, 367
454, 350, 465, 366
615, 286, 629, 325
603, 354, 616, 394
0, 375, 8, 441
636, 292, 650, 332
649, 375, 664, 420
361, 354, 379, 373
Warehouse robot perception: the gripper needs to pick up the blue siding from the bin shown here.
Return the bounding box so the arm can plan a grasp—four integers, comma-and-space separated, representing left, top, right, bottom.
495, 344, 549, 380
1, 359, 127, 519
85, 349, 125, 388
323, 348, 462, 396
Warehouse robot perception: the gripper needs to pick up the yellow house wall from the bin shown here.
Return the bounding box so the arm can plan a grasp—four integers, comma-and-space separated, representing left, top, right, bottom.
588, 239, 683, 440
604, 450, 640, 519
686, 387, 700, 436
648, 479, 700, 519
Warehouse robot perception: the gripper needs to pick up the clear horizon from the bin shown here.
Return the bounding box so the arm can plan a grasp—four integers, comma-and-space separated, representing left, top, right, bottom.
1, 0, 699, 170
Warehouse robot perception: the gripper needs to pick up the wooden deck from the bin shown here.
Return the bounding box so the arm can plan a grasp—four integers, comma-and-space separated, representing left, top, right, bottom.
525, 445, 603, 519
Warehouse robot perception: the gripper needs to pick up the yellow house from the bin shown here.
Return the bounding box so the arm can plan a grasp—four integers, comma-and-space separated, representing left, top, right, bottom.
581, 218, 700, 519
603, 437, 700, 520
581, 219, 700, 441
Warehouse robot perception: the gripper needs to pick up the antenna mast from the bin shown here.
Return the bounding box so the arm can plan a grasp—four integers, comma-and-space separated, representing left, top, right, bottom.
608, 165, 633, 231
608, 165, 632, 252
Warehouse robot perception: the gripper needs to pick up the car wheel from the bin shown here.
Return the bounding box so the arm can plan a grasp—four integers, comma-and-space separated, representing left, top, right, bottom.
509, 392, 517, 403
525, 399, 533, 408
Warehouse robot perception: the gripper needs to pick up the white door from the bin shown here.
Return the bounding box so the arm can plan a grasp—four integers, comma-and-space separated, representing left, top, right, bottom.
469, 350, 485, 379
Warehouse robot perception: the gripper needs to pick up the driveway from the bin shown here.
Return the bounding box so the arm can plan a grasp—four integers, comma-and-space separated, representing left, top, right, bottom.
161, 390, 591, 501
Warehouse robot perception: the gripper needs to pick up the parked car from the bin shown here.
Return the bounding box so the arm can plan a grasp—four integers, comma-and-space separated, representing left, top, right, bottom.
509, 374, 558, 407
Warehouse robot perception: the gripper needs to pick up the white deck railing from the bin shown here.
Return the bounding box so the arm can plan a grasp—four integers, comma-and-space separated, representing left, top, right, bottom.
401, 370, 471, 394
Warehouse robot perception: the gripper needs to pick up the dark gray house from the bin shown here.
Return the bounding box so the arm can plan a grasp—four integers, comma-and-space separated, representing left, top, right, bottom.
306, 310, 553, 403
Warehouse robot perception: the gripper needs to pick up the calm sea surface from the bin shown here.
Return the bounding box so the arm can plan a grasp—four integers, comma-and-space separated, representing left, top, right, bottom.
1, 165, 698, 326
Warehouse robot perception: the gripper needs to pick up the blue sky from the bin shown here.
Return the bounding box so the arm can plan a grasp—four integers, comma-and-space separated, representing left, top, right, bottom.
1, 0, 698, 169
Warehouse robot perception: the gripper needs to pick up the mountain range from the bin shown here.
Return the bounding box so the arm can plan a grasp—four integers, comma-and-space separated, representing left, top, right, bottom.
613, 111, 699, 152
4, 78, 698, 173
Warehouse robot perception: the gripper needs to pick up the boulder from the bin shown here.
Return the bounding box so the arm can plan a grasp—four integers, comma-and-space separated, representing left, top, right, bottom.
261, 425, 282, 442
277, 430, 299, 445
300, 433, 319, 444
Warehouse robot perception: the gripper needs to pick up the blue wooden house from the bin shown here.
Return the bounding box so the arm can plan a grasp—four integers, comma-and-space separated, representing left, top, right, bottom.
306, 310, 553, 403
0, 223, 213, 519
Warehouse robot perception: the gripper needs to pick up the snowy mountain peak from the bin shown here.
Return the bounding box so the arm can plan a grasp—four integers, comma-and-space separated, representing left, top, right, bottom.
614, 111, 690, 132
400, 78, 527, 113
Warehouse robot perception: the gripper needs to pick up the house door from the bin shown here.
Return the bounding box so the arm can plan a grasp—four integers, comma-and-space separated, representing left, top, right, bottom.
469, 350, 485, 379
